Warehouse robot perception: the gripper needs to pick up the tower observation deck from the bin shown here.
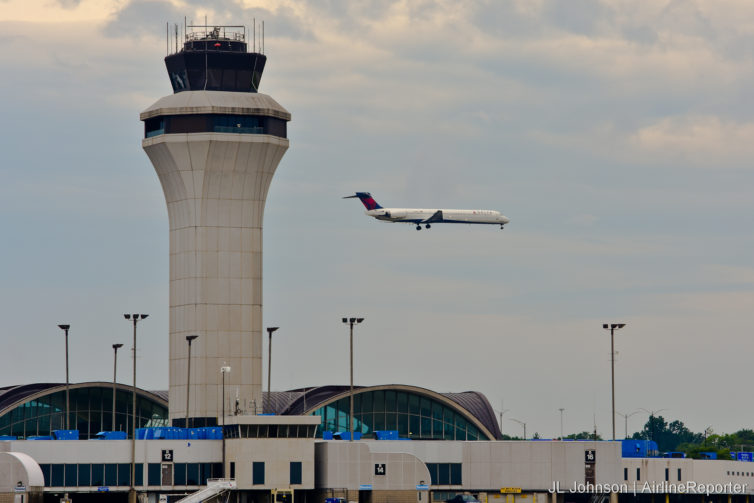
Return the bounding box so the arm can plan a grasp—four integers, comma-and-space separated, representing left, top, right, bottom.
164, 25, 266, 93
140, 23, 290, 428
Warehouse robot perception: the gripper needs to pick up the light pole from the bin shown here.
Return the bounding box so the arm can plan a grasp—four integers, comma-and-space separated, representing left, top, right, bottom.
185, 335, 198, 428
558, 408, 565, 439
497, 400, 510, 438
266, 327, 279, 413
220, 364, 231, 477
603, 323, 626, 441
510, 418, 527, 440
616, 410, 641, 439
342, 317, 364, 441
57, 324, 71, 430
112, 343, 123, 431
124, 313, 148, 503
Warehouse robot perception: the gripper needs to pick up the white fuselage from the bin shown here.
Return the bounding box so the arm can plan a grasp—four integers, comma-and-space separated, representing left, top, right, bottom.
366, 208, 510, 225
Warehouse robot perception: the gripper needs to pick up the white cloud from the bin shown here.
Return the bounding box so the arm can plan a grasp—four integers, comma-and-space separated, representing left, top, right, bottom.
0, 0, 121, 22
631, 116, 754, 167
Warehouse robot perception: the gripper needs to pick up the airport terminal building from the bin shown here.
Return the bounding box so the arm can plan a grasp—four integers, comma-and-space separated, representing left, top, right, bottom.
4, 21, 753, 503
2, 381, 754, 503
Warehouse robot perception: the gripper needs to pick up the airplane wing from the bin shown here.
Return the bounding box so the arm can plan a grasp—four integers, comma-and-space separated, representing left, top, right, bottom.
422, 210, 444, 223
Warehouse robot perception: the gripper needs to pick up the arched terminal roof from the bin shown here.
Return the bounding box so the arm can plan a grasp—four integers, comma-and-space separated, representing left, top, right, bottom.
0, 382, 168, 440
268, 384, 501, 440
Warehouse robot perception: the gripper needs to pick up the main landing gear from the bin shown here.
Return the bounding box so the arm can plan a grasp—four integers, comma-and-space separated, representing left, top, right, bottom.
416, 224, 431, 231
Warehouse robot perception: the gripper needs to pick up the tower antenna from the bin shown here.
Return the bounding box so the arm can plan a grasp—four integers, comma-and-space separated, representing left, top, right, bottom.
262, 20, 265, 54
166, 22, 169, 56
174, 23, 178, 54
253, 17, 256, 52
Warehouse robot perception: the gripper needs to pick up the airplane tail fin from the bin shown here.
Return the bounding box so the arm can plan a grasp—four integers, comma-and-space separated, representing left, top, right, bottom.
343, 192, 383, 210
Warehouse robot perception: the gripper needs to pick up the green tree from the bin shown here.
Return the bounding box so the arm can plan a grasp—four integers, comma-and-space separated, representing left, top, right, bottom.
632, 416, 702, 452
564, 431, 603, 440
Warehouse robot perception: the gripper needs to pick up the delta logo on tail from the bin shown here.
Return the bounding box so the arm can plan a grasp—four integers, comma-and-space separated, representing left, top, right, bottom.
348, 192, 382, 210
343, 192, 510, 231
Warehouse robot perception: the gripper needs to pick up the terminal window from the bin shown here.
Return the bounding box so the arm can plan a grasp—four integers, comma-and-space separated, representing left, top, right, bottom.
253, 462, 265, 485
314, 390, 485, 440
91, 464, 104, 486
65, 464, 77, 487
174, 463, 187, 485
78, 464, 90, 487
426, 463, 462, 485
290, 462, 302, 485
40, 463, 142, 488
148, 464, 161, 486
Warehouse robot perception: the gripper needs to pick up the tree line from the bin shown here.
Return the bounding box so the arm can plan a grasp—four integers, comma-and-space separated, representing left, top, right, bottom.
502, 416, 754, 459
631, 415, 754, 459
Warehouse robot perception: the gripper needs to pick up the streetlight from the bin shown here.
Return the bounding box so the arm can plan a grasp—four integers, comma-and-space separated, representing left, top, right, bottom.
558, 408, 565, 439
342, 317, 364, 441
602, 323, 626, 440
124, 313, 148, 502
220, 364, 231, 477
266, 327, 279, 413
510, 418, 527, 440
57, 324, 71, 430
185, 335, 199, 428
616, 410, 641, 439
112, 343, 123, 431
496, 400, 510, 438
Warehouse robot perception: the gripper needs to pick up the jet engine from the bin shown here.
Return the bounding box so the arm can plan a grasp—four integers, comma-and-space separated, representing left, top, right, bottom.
384, 210, 406, 219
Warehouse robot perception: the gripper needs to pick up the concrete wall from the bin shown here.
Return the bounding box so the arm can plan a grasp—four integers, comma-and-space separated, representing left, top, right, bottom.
227, 438, 315, 490
141, 90, 290, 423
4, 439, 221, 464
363, 440, 622, 491
315, 442, 431, 491
0, 452, 44, 491
622, 458, 754, 494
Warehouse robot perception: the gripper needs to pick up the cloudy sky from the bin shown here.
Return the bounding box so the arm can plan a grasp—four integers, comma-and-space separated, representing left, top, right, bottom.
2, 0, 754, 439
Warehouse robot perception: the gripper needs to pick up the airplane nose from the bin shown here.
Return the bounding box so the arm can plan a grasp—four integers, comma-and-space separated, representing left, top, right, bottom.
502, 216, 510, 224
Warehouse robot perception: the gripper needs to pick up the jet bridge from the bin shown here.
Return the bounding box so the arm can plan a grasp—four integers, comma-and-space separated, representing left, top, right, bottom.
173, 479, 236, 503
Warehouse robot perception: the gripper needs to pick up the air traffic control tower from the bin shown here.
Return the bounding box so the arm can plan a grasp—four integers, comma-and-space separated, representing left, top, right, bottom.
140, 24, 290, 426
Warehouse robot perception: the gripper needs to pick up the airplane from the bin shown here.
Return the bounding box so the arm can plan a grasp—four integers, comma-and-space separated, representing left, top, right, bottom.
344, 192, 510, 231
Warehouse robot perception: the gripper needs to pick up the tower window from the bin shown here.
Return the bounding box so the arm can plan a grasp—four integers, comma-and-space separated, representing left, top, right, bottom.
144, 114, 287, 139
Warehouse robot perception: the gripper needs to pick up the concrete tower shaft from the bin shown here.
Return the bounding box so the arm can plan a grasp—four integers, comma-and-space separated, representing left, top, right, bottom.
141, 33, 289, 424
